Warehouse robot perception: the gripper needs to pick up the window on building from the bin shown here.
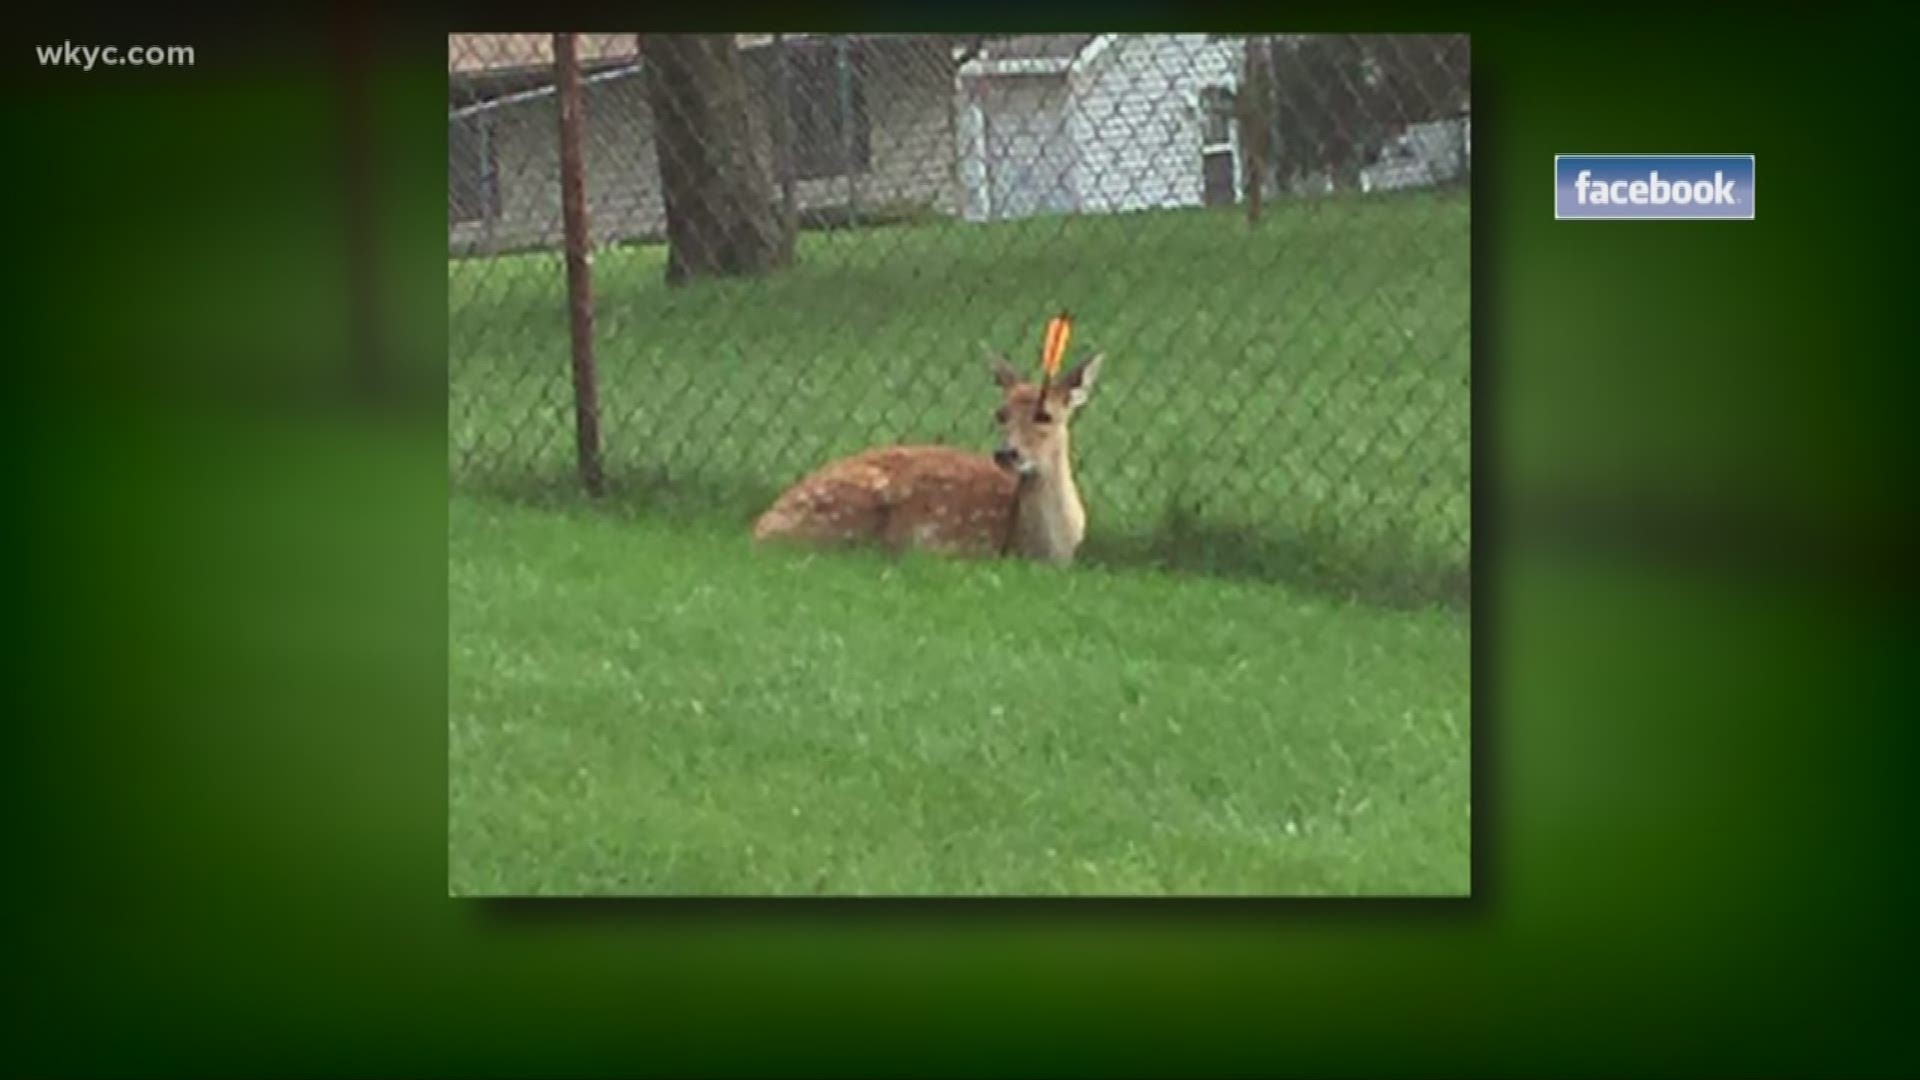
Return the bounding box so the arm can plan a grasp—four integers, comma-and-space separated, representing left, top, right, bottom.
449, 110, 499, 225
1200, 85, 1236, 148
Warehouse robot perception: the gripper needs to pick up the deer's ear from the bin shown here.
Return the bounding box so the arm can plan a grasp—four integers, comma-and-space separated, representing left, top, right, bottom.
990, 356, 1023, 390
1059, 353, 1104, 408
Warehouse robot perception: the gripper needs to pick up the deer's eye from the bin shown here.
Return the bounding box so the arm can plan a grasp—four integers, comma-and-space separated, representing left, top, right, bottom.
994, 407, 1010, 424
1034, 409, 1054, 425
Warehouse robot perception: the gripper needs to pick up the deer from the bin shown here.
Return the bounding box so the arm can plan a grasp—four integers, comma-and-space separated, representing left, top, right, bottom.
751, 329, 1105, 566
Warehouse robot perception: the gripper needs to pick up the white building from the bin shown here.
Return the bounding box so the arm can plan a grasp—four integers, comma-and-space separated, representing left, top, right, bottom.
1359, 114, 1472, 194
955, 34, 1248, 223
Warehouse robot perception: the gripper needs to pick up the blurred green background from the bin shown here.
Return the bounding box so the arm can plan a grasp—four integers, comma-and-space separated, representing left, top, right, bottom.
5, 6, 1914, 1077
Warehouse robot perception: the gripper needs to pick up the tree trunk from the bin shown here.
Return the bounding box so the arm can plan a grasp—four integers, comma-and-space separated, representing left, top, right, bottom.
1239, 36, 1272, 225
641, 34, 793, 286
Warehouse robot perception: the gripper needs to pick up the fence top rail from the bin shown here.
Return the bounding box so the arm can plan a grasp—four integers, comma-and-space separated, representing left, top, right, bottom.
450, 60, 646, 121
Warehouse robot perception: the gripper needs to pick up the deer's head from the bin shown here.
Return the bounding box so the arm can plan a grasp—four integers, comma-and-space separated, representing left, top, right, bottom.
988, 352, 1104, 480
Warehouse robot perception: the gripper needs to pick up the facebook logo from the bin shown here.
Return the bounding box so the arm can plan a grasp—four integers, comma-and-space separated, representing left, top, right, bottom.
1555, 155, 1755, 220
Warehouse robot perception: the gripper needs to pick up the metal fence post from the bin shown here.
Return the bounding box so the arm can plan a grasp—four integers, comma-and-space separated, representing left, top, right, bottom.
837, 35, 859, 227
553, 32, 607, 497
1242, 36, 1265, 226
774, 34, 797, 236
479, 112, 499, 256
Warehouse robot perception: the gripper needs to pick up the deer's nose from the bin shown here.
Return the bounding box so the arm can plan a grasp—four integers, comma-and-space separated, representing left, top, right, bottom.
992, 446, 1022, 472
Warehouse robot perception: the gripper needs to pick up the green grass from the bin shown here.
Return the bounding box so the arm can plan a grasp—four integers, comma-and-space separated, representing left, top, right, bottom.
449, 192, 1471, 895
448, 493, 1470, 896
450, 191, 1470, 605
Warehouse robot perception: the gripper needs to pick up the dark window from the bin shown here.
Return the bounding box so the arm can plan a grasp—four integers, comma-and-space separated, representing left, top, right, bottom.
1200, 85, 1236, 148
449, 111, 499, 225
782, 38, 872, 180
1202, 148, 1237, 206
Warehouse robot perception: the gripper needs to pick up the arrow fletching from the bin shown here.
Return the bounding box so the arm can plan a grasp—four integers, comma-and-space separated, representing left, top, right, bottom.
1041, 311, 1073, 380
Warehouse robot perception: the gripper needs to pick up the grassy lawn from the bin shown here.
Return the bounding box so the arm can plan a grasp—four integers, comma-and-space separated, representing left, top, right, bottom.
449, 191, 1470, 895
448, 493, 1470, 896
449, 192, 1469, 604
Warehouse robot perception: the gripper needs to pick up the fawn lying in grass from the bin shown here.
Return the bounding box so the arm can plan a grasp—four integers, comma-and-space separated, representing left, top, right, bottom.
752, 351, 1105, 564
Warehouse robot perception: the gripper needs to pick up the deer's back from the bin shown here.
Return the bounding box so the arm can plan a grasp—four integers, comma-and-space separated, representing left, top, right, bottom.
753, 445, 1017, 556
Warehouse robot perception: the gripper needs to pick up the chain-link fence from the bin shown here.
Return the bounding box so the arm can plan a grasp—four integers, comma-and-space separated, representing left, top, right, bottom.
449, 33, 1470, 604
